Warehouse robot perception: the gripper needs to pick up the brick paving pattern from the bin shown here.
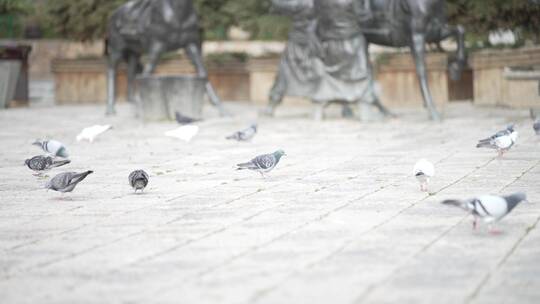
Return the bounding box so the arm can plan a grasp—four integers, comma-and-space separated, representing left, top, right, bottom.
0, 103, 539, 303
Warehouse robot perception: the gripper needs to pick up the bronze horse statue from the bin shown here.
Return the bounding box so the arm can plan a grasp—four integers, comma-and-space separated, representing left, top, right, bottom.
360, 0, 466, 120
106, 0, 225, 115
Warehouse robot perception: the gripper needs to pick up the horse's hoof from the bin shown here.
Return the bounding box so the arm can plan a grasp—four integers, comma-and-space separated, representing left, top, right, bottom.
341, 105, 354, 118
106, 108, 116, 116
259, 107, 275, 117
429, 111, 442, 122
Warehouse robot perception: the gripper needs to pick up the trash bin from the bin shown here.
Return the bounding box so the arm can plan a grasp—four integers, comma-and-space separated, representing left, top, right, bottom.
0, 43, 32, 108
135, 75, 205, 122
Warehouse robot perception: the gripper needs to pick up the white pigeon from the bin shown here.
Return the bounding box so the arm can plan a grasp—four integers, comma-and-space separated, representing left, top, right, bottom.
76, 124, 112, 142
442, 192, 527, 233
164, 125, 199, 142
413, 159, 434, 192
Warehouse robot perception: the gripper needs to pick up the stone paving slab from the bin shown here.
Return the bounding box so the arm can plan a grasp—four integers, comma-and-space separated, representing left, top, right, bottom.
0, 102, 539, 304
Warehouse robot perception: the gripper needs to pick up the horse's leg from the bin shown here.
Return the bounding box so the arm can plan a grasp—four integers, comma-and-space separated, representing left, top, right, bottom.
262, 67, 287, 117
185, 43, 227, 116
142, 42, 164, 76
126, 53, 140, 103
411, 32, 441, 121
106, 51, 121, 115
438, 25, 466, 81
363, 42, 394, 117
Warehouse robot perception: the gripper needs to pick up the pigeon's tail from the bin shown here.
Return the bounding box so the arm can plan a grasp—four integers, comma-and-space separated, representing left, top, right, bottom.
235, 162, 253, 170
441, 199, 465, 208
71, 170, 93, 184
226, 133, 240, 141
476, 139, 494, 148
51, 159, 71, 168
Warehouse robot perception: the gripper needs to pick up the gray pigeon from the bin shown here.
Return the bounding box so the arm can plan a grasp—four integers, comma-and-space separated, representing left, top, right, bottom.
226, 124, 257, 141
530, 109, 540, 135
45, 171, 93, 193
175, 111, 201, 125
442, 192, 527, 233
25, 155, 70, 174
476, 124, 518, 156
236, 150, 286, 177
129, 170, 149, 193
33, 139, 69, 158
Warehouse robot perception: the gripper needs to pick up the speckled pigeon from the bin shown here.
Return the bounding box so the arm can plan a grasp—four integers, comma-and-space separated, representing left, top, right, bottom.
226, 124, 257, 141
129, 170, 149, 193
25, 155, 70, 174
236, 150, 286, 177
45, 171, 93, 193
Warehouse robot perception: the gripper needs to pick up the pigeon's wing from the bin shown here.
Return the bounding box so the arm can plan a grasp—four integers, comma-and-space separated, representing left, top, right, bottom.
141, 170, 149, 182
50, 159, 70, 168
128, 171, 137, 187
50, 172, 74, 190
494, 135, 513, 149
226, 132, 241, 140
492, 128, 511, 139
66, 171, 92, 187
240, 126, 257, 140
475, 196, 508, 219
29, 156, 48, 170
476, 137, 497, 149
252, 154, 275, 170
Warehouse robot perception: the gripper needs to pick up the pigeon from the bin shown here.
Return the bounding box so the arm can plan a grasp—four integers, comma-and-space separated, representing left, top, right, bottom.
226, 124, 257, 141
129, 170, 149, 193
45, 170, 93, 193
413, 159, 434, 192
530, 109, 540, 135
175, 111, 201, 125
236, 150, 286, 177
25, 155, 71, 174
476, 124, 518, 156
33, 139, 69, 158
441, 192, 527, 233
76, 124, 112, 142
165, 125, 199, 142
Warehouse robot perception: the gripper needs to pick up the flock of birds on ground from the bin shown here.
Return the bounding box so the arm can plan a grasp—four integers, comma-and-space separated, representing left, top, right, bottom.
24, 110, 540, 235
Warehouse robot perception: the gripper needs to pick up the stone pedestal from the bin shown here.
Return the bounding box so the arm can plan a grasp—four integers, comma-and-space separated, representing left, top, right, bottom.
0, 61, 20, 109
470, 46, 540, 108
135, 75, 205, 121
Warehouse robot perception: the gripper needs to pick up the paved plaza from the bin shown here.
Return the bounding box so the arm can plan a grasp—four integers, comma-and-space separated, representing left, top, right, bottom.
0, 102, 539, 304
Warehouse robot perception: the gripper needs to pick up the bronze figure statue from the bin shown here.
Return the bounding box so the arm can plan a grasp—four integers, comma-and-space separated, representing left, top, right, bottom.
263, 0, 320, 116
264, 0, 391, 120
106, 0, 225, 116
359, 0, 466, 120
